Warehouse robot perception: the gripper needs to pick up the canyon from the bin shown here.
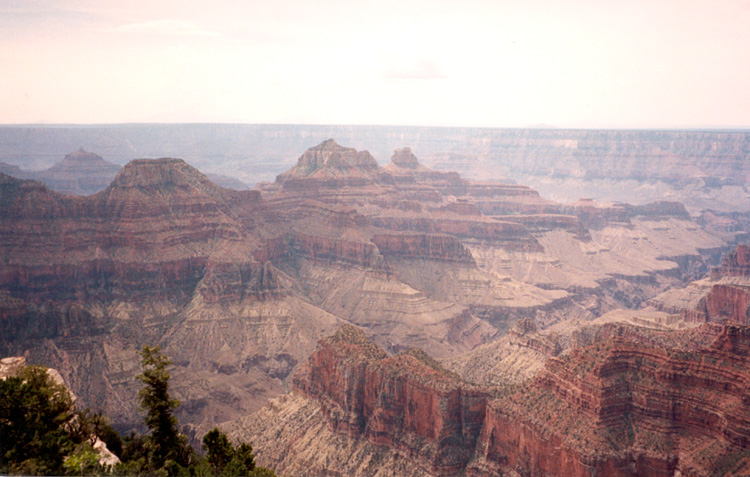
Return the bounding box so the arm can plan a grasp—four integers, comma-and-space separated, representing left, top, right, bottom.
1, 131, 749, 475
232, 273, 750, 475
1, 125, 749, 216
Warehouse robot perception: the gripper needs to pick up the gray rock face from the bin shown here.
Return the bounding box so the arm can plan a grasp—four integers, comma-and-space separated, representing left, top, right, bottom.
0, 148, 122, 195
40, 148, 122, 195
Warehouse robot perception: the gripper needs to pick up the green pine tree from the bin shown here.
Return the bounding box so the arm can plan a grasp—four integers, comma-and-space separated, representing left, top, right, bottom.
137, 345, 192, 471
0, 366, 79, 475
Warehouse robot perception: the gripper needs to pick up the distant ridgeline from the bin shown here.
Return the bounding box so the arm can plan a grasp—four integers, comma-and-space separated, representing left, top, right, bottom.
0, 125, 749, 214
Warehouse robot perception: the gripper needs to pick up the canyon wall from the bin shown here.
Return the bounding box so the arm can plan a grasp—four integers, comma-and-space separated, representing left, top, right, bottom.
0, 138, 731, 444
2, 125, 749, 216
249, 323, 750, 476
292, 325, 488, 476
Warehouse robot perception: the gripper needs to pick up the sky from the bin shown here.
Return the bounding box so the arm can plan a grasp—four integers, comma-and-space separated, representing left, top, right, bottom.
1, 0, 749, 128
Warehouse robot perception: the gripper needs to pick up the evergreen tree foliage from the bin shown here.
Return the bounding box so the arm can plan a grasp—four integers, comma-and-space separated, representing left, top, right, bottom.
202, 428, 276, 477
0, 349, 276, 476
62, 443, 101, 476
203, 427, 234, 471
0, 365, 84, 475
136, 345, 192, 471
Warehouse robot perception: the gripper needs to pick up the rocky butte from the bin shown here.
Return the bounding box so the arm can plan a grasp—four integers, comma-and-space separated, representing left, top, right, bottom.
0, 138, 737, 456
0, 148, 248, 195
0, 148, 123, 195
1, 125, 749, 218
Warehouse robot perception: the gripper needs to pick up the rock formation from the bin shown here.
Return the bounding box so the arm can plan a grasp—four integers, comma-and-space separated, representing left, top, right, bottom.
0, 139, 729, 444
648, 244, 750, 326
2, 125, 749, 217
39, 148, 122, 195
0, 159, 338, 434
235, 323, 750, 476
712, 244, 750, 278
292, 326, 487, 475
0, 148, 123, 195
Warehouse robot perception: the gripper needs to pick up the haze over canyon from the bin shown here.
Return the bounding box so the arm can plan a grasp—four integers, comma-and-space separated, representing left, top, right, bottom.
2, 125, 750, 475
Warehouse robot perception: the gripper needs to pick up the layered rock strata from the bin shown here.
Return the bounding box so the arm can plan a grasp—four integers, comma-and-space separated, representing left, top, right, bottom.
2, 126, 750, 216
292, 326, 488, 475
243, 323, 750, 476
649, 245, 750, 325
0, 160, 329, 433
0, 139, 727, 439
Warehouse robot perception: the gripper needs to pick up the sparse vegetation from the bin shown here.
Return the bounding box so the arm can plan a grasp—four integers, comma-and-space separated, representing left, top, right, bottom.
0, 348, 276, 476
0, 365, 111, 475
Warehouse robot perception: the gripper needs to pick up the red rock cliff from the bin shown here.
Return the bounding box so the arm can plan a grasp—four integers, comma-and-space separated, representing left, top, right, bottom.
473, 323, 750, 476
293, 325, 488, 475
290, 324, 750, 476
712, 244, 750, 279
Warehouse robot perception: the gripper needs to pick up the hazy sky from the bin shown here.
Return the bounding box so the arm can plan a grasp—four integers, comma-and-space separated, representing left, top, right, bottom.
1, 0, 749, 128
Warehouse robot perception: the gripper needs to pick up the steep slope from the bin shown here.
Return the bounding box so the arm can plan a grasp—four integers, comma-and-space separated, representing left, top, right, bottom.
37, 148, 122, 195
0, 161, 340, 435
262, 140, 726, 332
470, 323, 750, 476
0, 139, 731, 442
240, 326, 488, 476
235, 323, 750, 476
649, 244, 750, 325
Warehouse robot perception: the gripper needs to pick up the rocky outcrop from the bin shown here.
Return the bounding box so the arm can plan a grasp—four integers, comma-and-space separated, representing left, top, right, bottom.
290, 233, 383, 267
627, 200, 691, 220
371, 233, 475, 263
389, 147, 420, 170
0, 356, 27, 379
712, 244, 750, 278
0, 148, 123, 196
253, 323, 750, 476
40, 148, 122, 195
385, 147, 462, 183
563, 200, 691, 228
275, 139, 385, 187
650, 246, 750, 325
293, 325, 488, 475
705, 284, 750, 325
0, 158, 260, 305
0, 138, 728, 446
474, 323, 750, 476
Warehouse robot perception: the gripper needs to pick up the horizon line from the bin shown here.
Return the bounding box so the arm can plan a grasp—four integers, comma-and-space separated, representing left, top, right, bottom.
0, 122, 749, 133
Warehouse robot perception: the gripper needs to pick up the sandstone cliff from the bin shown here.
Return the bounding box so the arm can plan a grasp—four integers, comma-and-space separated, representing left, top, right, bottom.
0, 139, 729, 443
648, 245, 750, 326
291, 326, 488, 475
237, 323, 750, 476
